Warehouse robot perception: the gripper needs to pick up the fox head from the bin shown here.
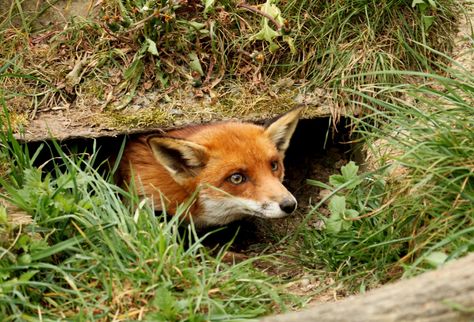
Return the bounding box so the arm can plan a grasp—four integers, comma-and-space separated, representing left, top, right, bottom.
147, 108, 303, 226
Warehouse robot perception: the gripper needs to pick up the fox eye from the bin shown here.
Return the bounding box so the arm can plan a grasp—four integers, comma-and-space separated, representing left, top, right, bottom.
271, 161, 279, 171
228, 173, 246, 185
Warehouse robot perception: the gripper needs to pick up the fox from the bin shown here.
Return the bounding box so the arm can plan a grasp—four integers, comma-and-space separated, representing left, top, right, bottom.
118, 107, 303, 227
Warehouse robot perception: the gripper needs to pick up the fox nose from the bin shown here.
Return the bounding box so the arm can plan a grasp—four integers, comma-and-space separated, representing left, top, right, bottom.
279, 197, 297, 214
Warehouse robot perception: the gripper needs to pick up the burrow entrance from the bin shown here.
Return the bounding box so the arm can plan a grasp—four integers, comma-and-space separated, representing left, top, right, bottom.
25, 117, 354, 252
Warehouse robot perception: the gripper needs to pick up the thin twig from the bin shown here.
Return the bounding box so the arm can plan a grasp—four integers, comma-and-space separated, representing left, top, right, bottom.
0, 225, 22, 261
100, 22, 133, 43
203, 57, 215, 86
124, 11, 161, 34
237, 2, 282, 31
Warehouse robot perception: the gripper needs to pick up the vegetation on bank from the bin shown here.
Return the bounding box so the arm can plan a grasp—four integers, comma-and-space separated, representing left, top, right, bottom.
0, 112, 302, 319
300, 61, 474, 286
0, 0, 461, 117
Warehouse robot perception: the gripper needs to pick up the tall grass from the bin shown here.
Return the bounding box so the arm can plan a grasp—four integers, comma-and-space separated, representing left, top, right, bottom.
0, 103, 299, 320
297, 55, 474, 288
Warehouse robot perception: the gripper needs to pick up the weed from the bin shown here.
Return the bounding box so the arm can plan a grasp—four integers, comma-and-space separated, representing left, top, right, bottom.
296, 56, 474, 288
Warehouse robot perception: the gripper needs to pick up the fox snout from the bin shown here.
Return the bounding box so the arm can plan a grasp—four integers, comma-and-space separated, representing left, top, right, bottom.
259, 192, 298, 219
198, 190, 298, 226
279, 196, 297, 214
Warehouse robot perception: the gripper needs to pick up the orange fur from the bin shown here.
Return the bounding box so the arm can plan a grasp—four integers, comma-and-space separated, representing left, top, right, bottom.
119, 108, 302, 226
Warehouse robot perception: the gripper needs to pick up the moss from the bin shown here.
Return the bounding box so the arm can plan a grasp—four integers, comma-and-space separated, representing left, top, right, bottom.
102, 84, 300, 130
215, 85, 296, 119
57, 81, 334, 140
80, 79, 107, 101
107, 108, 174, 129
0, 111, 29, 132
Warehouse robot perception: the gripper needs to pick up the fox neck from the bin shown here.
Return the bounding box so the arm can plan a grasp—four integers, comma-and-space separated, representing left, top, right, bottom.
150, 179, 202, 218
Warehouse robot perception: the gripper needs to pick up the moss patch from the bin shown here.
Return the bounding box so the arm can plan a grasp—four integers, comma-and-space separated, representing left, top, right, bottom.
107, 107, 174, 129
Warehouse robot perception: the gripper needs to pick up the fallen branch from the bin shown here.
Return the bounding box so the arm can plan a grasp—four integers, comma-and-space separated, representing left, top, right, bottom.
261, 253, 474, 322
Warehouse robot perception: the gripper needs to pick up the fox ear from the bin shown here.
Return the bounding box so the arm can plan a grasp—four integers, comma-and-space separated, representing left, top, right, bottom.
147, 136, 209, 183
265, 107, 303, 154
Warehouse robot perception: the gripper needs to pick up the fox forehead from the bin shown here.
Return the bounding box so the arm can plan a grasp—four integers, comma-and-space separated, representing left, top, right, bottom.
176, 122, 280, 168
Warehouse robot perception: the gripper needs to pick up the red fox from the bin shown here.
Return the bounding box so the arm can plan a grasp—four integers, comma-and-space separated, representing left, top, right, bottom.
119, 107, 303, 227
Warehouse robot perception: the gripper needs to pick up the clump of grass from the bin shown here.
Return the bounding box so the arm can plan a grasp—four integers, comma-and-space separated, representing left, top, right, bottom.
280, 0, 460, 87
0, 107, 301, 320
296, 57, 474, 288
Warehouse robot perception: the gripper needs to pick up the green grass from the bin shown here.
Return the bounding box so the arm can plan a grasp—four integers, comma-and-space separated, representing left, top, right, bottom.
294, 53, 474, 289
0, 104, 302, 320
0, 1, 472, 315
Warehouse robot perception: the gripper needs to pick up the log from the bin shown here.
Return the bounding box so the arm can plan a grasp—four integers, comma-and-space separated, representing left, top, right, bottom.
262, 253, 474, 322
